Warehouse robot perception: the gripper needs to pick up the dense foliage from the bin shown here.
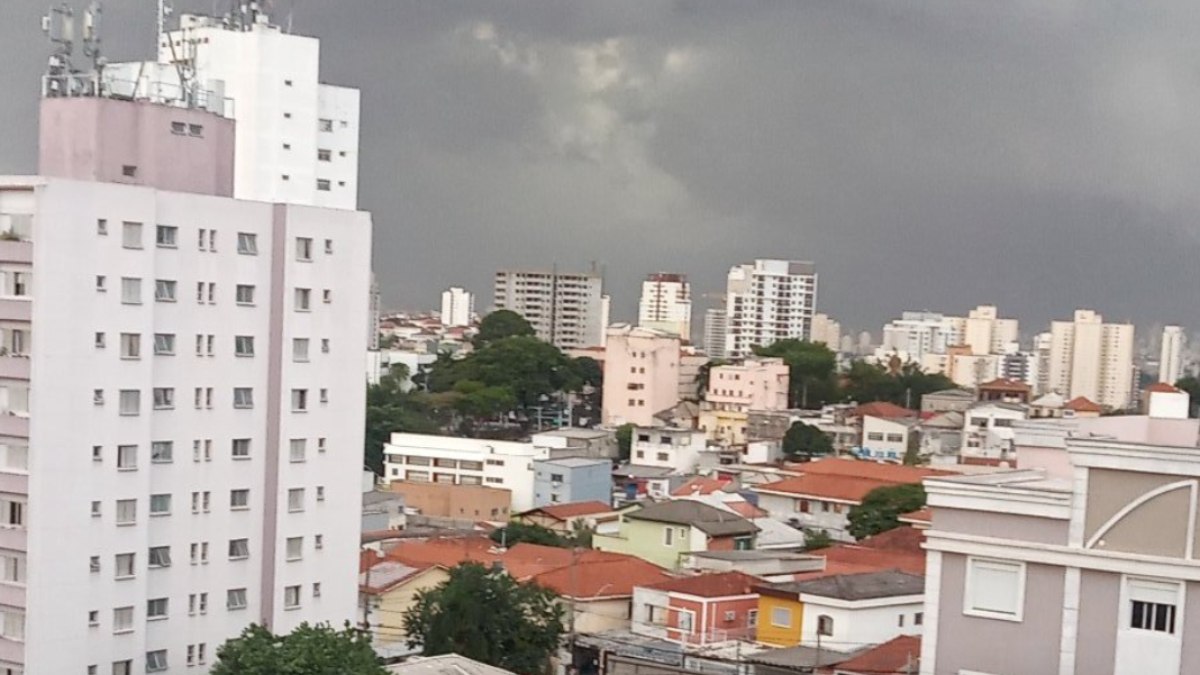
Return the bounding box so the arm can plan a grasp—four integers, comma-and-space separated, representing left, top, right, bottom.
404, 563, 565, 674
846, 483, 927, 540
473, 309, 536, 348
782, 421, 834, 459
211, 623, 386, 675
615, 423, 635, 461
1176, 376, 1200, 418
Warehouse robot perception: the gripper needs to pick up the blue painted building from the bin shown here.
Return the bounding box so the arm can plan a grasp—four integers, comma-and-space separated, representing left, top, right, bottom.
532, 456, 613, 507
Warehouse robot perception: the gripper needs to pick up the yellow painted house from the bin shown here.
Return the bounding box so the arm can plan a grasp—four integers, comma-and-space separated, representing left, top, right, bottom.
754, 584, 804, 647
359, 560, 449, 648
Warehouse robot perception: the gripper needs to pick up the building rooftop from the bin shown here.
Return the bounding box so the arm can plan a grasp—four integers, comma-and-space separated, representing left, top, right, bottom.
1064, 396, 1103, 413
626, 500, 759, 536
924, 388, 975, 400
535, 456, 610, 468
754, 474, 899, 504
612, 463, 677, 479
533, 428, 612, 440
385, 654, 516, 675
671, 476, 731, 497
359, 560, 437, 595
979, 378, 1032, 392
642, 571, 760, 598
831, 635, 921, 674
744, 644, 856, 669
850, 402, 917, 419
362, 490, 404, 506
786, 457, 953, 483
520, 501, 615, 520
762, 570, 925, 601
529, 557, 673, 599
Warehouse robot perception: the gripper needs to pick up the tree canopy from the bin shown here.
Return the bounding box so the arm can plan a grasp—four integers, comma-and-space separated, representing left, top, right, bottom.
1176, 376, 1200, 418
846, 483, 927, 540
404, 562, 565, 674
211, 623, 386, 675
752, 340, 839, 408
782, 421, 834, 460
841, 361, 954, 410
474, 310, 535, 348
364, 370, 450, 474
490, 521, 568, 548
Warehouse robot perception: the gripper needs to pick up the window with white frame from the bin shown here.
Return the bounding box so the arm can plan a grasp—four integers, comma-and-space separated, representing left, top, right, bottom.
147, 597, 168, 620
287, 488, 305, 512
296, 237, 313, 261
236, 284, 255, 305
236, 232, 258, 255
817, 614, 834, 636
112, 606, 133, 633
145, 649, 167, 672
0, 498, 23, 527
121, 221, 143, 249
119, 333, 140, 359
286, 536, 302, 560
227, 538, 249, 560
678, 610, 694, 631
233, 387, 253, 409
284, 585, 301, 609
96, 274, 106, 292
95, 331, 105, 349
152, 387, 174, 410
118, 390, 140, 416
235, 335, 254, 357
116, 444, 137, 470
1127, 577, 1181, 635
316, 179, 331, 192
155, 224, 177, 248
289, 439, 306, 462
149, 494, 171, 516
231, 438, 250, 459
293, 338, 309, 361
153, 333, 175, 355
663, 527, 674, 546
227, 588, 247, 610
120, 277, 141, 304
964, 557, 1026, 621
115, 499, 136, 525
230, 489, 249, 510
114, 552, 135, 578
154, 279, 177, 302
770, 606, 792, 628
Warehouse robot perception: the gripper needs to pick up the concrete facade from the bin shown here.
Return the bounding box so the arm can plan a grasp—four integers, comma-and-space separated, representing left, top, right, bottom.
382, 433, 548, 512
638, 274, 692, 343
1048, 309, 1135, 411
532, 457, 613, 507
602, 325, 682, 427
439, 287, 474, 327
724, 260, 817, 358
493, 269, 605, 349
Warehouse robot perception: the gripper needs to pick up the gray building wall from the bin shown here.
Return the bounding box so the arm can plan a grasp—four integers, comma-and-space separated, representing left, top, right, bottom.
533, 458, 613, 507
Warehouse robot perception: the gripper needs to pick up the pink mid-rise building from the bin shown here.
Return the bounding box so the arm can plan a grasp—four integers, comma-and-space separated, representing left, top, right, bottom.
602, 325, 682, 427
706, 357, 790, 412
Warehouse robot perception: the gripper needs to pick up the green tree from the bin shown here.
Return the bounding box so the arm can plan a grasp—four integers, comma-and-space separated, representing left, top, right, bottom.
842, 360, 954, 409
1176, 376, 1200, 418
404, 563, 565, 674
801, 528, 833, 552
490, 521, 567, 548
453, 380, 518, 421
364, 371, 450, 474
615, 423, 635, 461
753, 340, 839, 408
212, 622, 386, 675
474, 310, 535, 348
781, 421, 834, 460
574, 356, 603, 389
846, 483, 927, 540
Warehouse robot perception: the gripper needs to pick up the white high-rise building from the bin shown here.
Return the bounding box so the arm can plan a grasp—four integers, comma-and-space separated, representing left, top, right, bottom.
880, 311, 955, 363
724, 259, 817, 358
493, 269, 605, 349
17, 12, 371, 674
703, 309, 728, 359
958, 304, 1019, 356
810, 313, 841, 349
637, 273, 691, 342
1160, 325, 1186, 384
439, 287, 474, 327
104, 9, 360, 209
1048, 309, 1135, 410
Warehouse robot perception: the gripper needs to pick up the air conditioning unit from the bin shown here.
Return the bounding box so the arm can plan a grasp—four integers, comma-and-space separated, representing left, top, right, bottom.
724, 611, 736, 621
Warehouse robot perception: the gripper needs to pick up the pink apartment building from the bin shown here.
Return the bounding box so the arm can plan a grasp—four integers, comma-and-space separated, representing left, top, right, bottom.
602, 324, 682, 427
705, 358, 790, 412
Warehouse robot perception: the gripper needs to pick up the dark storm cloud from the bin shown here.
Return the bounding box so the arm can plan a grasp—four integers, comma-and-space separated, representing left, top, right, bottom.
3, 0, 1200, 335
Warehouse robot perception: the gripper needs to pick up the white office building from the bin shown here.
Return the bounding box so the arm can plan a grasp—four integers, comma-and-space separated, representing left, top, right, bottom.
703, 309, 728, 360
439, 287, 474, 328
493, 268, 605, 349
880, 311, 956, 364
7, 10, 372, 674
1160, 325, 1186, 384
724, 259, 817, 358
1048, 309, 1135, 410
637, 273, 692, 342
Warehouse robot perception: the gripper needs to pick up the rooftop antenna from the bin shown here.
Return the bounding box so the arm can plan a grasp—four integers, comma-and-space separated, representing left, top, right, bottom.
43, 2, 103, 96
156, 0, 174, 50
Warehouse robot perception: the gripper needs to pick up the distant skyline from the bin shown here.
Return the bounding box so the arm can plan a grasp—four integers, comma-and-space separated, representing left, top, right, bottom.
3, 1, 1200, 332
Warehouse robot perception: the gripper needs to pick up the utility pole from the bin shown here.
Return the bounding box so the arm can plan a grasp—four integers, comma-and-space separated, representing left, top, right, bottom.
567, 546, 580, 674
361, 559, 372, 631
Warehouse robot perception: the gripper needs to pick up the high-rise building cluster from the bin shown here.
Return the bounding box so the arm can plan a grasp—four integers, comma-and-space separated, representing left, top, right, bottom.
492, 268, 609, 350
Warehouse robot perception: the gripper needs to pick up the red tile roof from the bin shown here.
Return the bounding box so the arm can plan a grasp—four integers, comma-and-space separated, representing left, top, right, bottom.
531, 557, 673, 599
898, 507, 931, 525
755, 474, 898, 504
522, 501, 615, 520
671, 477, 730, 497
831, 635, 921, 674
1065, 396, 1103, 412
858, 526, 926, 553
796, 527, 926, 579
726, 501, 769, 519
1146, 382, 1182, 394
979, 378, 1032, 392
792, 457, 953, 482
850, 402, 916, 419
761, 459, 951, 503
642, 571, 760, 598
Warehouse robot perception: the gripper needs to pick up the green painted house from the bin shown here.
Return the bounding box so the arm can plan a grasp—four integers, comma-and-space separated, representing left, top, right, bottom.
593, 500, 758, 568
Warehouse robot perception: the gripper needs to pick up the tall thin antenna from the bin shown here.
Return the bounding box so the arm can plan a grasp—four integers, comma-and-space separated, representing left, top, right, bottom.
157, 0, 165, 48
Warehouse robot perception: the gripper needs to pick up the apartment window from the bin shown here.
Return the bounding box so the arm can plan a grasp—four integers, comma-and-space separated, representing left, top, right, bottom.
319, 388, 329, 403
235, 335, 255, 357
228, 538, 249, 560
286, 536, 303, 560
88, 609, 98, 626
117, 445, 137, 470
321, 338, 330, 353
171, 121, 186, 134
313, 582, 321, 597
149, 494, 171, 516
293, 338, 309, 361
147, 597, 168, 620
866, 432, 884, 441
154, 279, 177, 302
324, 239, 333, 254
112, 606, 133, 633
317, 149, 331, 161
198, 228, 207, 250
97, 218, 108, 235
118, 390, 140, 415
115, 498, 137, 525
120, 277, 141, 304
318, 437, 327, 453
145, 650, 167, 673
295, 288, 311, 311
770, 606, 792, 628
231, 438, 251, 459
153, 333, 175, 355
315, 534, 323, 549
914, 612, 923, 626
291, 389, 308, 412
227, 588, 247, 610
230, 489, 249, 510
318, 118, 333, 132
114, 552, 135, 578
747, 609, 758, 627
148, 442, 173, 465
236, 232, 258, 255
121, 221, 143, 249
0, 553, 24, 584
233, 387, 254, 409
1128, 578, 1180, 634
316, 486, 325, 501
119, 333, 140, 359
296, 237, 314, 261
316, 179, 331, 191
284, 585, 301, 609
287, 488, 305, 512
155, 225, 177, 248
817, 614, 834, 636
207, 230, 216, 251
289, 439, 306, 462
94, 331, 106, 349
663, 528, 674, 546
89, 555, 100, 573
964, 557, 1026, 621
236, 284, 255, 305
656, 452, 669, 461
152, 387, 175, 410
322, 289, 332, 303
187, 124, 202, 137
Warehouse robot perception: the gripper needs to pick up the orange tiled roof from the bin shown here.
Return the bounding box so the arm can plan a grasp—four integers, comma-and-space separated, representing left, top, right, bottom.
1065, 396, 1103, 412
671, 477, 730, 497
833, 635, 921, 674
789, 457, 953, 483
755, 474, 896, 503
858, 525, 926, 553
1146, 382, 1182, 394
979, 378, 1032, 392
523, 501, 615, 520
850, 402, 917, 419
642, 571, 759, 598
793, 527, 926, 580
530, 557, 672, 599
726, 501, 769, 519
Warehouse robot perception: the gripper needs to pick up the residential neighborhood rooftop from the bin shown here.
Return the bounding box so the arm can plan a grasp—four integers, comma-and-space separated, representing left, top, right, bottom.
519, 500, 615, 520
625, 500, 759, 536
830, 635, 921, 674
849, 401, 917, 419
642, 571, 759, 598
762, 570, 925, 601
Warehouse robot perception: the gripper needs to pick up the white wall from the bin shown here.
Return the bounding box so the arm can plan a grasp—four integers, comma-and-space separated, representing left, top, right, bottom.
382, 433, 548, 512
798, 596, 924, 651
631, 429, 706, 472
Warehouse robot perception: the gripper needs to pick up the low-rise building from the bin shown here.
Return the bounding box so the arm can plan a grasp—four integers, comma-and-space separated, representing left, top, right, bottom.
516, 501, 620, 535
603, 325, 684, 427
706, 358, 791, 412
960, 401, 1027, 462
388, 481, 513, 522
755, 571, 925, 650
918, 411, 964, 465
532, 428, 617, 459
819, 635, 921, 675
631, 427, 708, 472
593, 500, 759, 569
977, 377, 1033, 404
383, 433, 550, 511
360, 558, 450, 652
919, 389, 976, 414
856, 415, 917, 462
533, 456, 613, 507
631, 572, 761, 647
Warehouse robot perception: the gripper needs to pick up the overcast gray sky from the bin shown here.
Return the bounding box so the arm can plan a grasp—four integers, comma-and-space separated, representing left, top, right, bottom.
3, 0, 1200, 336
